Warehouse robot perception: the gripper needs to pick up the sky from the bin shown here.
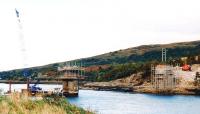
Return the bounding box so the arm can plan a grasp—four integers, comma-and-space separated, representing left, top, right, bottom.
0, 0, 200, 71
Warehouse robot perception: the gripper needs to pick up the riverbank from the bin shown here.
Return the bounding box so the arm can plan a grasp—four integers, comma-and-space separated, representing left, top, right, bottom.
82, 82, 200, 95
0, 93, 94, 114
82, 73, 200, 95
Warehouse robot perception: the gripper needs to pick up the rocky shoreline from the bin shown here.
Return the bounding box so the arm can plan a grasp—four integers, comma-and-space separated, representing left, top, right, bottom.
82, 74, 200, 96
82, 83, 200, 95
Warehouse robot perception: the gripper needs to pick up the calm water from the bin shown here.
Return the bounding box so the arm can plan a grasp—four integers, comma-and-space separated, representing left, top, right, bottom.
0, 84, 200, 114
68, 90, 200, 114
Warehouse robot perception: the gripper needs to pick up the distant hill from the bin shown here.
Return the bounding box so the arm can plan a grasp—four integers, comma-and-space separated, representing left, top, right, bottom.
80, 40, 200, 66
1, 40, 200, 80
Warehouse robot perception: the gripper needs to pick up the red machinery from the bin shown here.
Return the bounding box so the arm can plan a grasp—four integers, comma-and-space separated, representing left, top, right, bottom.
182, 64, 191, 71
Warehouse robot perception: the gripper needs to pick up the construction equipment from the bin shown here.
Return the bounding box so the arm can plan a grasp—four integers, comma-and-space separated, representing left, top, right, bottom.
16, 8, 39, 93
29, 79, 42, 94
182, 64, 191, 71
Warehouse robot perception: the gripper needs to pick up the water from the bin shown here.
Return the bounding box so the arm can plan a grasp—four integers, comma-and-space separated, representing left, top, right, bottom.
68, 90, 200, 114
0, 83, 62, 93
0, 84, 199, 114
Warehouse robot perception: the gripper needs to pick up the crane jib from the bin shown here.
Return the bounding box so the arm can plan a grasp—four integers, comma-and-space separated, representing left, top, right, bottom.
15, 8, 29, 78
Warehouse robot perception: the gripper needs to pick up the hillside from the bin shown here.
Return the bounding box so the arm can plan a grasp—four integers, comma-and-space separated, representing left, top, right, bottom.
81, 40, 200, 66
1, 40, 200, 80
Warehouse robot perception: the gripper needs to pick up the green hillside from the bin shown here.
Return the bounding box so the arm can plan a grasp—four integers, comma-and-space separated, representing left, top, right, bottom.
1, 40, 200, 81
80, 40, 200, 66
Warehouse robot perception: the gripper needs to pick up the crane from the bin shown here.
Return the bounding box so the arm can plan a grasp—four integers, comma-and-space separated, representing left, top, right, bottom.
15, 8, 42, 93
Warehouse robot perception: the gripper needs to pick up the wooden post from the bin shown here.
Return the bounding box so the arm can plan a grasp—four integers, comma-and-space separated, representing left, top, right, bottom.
27, 78, 29, 90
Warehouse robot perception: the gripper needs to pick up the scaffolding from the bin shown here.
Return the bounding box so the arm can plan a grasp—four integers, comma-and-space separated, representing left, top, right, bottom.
151, 65, 176, 91
58, 61, 84, 78
151, 48, 176, 91
195, 72, 200, 87
57, 61, 85, 96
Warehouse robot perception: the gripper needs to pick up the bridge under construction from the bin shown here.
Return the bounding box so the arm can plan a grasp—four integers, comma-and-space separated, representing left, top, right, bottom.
3, 8, 85, 97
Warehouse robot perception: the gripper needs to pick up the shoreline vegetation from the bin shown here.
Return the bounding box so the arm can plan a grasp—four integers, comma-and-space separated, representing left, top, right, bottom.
0, 93, 94, 114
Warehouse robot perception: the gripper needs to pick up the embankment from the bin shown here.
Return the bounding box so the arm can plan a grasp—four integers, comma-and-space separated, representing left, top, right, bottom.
82, 73, 200, 95
0, 93, 94, 114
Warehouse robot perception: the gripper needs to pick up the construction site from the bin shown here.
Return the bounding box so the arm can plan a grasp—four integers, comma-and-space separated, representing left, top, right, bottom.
4, 61, 85, 97
150, 48, 200, 94
2, 8, 200, 97
0, 8, 86, 97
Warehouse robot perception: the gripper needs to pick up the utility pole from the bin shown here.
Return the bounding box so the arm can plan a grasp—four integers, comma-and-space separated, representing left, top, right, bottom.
162, 48, 167, 62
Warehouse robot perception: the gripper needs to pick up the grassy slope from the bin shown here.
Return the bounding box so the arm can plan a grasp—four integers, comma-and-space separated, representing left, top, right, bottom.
81, 40, 200, 66
1, 40, 200, 80
0, 93, 94, 114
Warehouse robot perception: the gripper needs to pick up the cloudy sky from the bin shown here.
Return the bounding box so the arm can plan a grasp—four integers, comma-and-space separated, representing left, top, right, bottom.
0, 0, 200, 71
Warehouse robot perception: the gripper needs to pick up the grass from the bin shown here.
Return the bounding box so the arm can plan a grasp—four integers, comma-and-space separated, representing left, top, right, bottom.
0, 93, 94, 114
